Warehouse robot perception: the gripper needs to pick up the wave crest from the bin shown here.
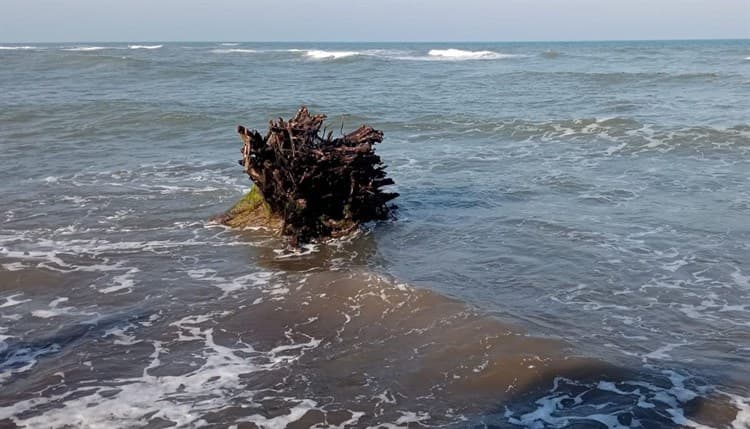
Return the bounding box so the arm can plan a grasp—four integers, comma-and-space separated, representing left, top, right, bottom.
128, 44, 163, 50
305, 50, 359, 59
0, 46, 37, 51
427, 48, 514, 60
62, 46, 111, 52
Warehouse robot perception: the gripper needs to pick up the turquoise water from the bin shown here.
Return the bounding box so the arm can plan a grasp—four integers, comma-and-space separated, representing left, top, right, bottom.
1, 40, 749, 427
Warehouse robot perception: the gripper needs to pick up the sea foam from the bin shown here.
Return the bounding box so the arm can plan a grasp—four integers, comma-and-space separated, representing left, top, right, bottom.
0, 46, 37, 51
62, 46, 111, 52
427, 48, 514, 60
128, 44, 163, 50
305, 49, 360, 59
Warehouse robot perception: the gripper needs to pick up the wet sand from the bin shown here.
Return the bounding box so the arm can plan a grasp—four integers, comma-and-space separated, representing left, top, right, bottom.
1, 261, 744, 428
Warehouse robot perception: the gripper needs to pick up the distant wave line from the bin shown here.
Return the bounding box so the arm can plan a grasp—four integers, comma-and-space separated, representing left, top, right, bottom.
427, 48, 519, 60
305, 49, 360, 59
128, 44, 163, 50
0, 46, 38, 50
62, 46, 114, 52
211, 48, 257, 54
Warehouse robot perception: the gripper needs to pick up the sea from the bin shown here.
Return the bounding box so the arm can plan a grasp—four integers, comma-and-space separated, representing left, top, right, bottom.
0, 40, 749, 428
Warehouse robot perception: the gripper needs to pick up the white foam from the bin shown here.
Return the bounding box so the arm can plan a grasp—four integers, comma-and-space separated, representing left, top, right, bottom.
220, 43, 239, 46
427, 48, 515, 60
395, 411, 431, 425
273, 243, 318, 259
0, 311, 320, 426
31, 297, 78, 319
62, 46, 110, 51
0, 320, 262, 427
2, 262, 26, 271
604, 142, 628, 156
727, 392, 750, 429
98, 267, 139, 294
0, 294, 30, 308
242, 399, 318, 428
0, 46, 37, 50
731, 270, 750, 288
662, 258, 691, 272
222, 271, 273, 295
506, 371, 735, 429
0, 326, 9, 353
103, 324, 140, 345
305, 49, 359, 59
186, 267, 279, 299
128, 44, 163, 50
186, 268, 216, 279
369, 411, 432, 429
211, 48, 257, 54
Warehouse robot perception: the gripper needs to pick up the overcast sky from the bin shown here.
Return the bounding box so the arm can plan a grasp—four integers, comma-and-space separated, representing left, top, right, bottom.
1, 0, 748, 42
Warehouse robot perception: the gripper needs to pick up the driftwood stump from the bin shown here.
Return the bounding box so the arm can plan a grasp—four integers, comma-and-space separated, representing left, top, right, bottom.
222, 107, 398, 245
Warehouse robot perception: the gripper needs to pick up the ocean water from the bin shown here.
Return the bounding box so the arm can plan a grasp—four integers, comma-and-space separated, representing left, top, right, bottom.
0, 40, 749, 428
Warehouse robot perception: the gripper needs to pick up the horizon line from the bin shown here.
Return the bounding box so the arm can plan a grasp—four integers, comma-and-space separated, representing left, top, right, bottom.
2, 37, 748, 44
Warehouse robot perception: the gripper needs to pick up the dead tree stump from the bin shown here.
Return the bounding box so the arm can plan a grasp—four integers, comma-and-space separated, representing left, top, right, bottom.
224, 106, 398, 244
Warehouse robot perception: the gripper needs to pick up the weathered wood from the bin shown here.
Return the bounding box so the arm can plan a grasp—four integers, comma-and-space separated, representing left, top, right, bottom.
226, 106, 398, 245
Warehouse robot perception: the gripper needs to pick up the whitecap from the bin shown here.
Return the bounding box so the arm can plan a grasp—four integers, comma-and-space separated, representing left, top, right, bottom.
0, 46, 37, 51
128, 44, 163, 50
305, 49, 360, 59
62, 46, 110, 52
220, 42, 239, 46
427, 48, 516, 60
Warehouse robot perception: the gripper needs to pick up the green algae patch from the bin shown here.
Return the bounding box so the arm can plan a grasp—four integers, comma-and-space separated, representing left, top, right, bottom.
214, 186, 282, 231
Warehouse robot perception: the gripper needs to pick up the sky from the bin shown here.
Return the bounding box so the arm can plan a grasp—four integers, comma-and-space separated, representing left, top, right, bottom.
0, 0, 748, 42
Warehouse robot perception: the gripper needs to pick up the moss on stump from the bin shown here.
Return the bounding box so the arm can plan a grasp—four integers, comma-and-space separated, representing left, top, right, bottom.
215, 186, 283, 231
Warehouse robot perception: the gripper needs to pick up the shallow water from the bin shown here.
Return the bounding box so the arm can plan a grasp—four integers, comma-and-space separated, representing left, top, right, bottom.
1, 40, 749, 428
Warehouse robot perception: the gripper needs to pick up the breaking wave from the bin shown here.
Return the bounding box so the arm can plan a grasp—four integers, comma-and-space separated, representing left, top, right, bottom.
61, 46, 112, 52
0, 46, 38, 51
304, 49, 360, 59
128, 44, 163, 50
427, 48, 517, 60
